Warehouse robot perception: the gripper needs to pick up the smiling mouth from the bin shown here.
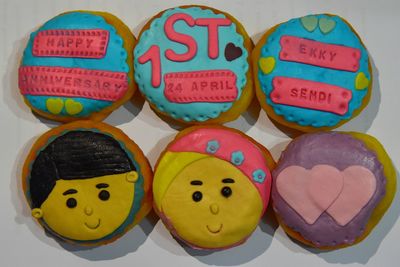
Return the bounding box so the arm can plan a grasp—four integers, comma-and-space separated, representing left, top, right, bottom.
84, 219, 101, 230
206, 224, 223, 234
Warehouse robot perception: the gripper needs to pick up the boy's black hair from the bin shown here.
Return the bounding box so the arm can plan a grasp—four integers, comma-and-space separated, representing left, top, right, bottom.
29, 131, 136, 208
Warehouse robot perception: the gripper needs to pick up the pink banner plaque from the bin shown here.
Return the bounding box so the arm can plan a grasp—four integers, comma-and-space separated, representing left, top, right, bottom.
19, 66, 128, 101
279, 35, 361, 72
32, 29, 109, 58
270, 76, 352, 115
163, 70, 238, 103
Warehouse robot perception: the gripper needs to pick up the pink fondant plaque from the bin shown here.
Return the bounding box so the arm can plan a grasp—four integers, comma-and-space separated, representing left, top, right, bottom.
163, 70, 238, 103
279, 35, 361, 72
270, 77, 352, 115
19, 66, 128, 101
32, 29, 109, 58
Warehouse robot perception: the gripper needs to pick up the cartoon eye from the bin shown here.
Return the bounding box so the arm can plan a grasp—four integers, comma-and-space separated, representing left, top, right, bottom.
192, 191, 203, 202
98, 190, 110, 201
66, 198, 77, 208
221, 186, 232, 198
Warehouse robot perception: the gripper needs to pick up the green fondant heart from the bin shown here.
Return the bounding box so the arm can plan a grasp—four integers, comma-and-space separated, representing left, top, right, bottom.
355, 72, 370, 90
65, 99, 83, 115
319, 17, 336, 34
46, 98, 64, 115
300, 15, 318, 32
259, 57, 276, 75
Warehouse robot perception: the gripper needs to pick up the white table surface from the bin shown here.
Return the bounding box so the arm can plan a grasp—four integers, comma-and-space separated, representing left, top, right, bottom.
1, 0, 399, 266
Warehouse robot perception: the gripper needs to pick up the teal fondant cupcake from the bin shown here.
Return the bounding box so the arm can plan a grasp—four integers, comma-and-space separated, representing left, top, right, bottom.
134, 6, 254, 125
18, 11, 136, 122
253, 14, 372, 132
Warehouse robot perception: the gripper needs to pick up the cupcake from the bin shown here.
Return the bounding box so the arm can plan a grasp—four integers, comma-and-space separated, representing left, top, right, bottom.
19, 11, 136, 122
253, 14, 372, 132
153, 125, 275, 249
22, 121, 152, 246
272, 132, 396, 249
134, 6, 253, 124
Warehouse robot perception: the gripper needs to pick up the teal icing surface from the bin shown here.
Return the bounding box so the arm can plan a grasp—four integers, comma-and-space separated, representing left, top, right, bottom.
258, 14, 370, 128
25, 128, 146, 244
134, 7, 249, 122
21, 12, 129, 117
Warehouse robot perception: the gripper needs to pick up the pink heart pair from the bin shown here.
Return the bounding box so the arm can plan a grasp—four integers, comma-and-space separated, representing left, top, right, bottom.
276, 165, 376, 226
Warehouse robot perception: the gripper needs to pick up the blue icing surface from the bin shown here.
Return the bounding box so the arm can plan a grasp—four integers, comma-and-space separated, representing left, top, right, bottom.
258, 14, 370, 128
134, 7, 248, 122
21, 12, 129, 117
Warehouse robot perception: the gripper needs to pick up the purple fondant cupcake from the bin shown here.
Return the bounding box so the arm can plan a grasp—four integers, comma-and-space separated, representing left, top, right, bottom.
272, 132, 396, 249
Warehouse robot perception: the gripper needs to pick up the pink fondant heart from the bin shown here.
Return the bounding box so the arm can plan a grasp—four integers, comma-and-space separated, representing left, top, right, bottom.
326, 166, 376, 226
276, 165, 344, 224
276, 165, 377, 226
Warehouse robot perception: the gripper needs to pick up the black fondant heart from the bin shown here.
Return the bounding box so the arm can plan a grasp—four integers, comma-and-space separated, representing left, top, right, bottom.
224, 43, 243, 61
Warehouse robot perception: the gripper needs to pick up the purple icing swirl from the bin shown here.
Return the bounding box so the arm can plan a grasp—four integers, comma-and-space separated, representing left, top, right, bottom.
272, 132, 386, 247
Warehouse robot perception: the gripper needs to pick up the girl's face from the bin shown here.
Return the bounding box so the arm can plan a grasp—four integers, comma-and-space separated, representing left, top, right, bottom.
161, 157, 263, 248
32, 171, 138, 241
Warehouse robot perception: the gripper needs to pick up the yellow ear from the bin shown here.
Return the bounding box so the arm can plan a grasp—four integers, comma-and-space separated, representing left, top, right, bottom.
126, 171, 139, 183
31, 208, 43, 219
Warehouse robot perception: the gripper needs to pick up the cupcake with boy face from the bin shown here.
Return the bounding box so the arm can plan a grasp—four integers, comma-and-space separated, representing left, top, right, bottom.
23, 121, 152, 246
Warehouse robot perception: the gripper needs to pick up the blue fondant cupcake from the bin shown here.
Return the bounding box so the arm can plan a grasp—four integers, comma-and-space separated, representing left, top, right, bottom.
134, 6, 254, 125
253, 14, 372, 132
19, 11, 136, 122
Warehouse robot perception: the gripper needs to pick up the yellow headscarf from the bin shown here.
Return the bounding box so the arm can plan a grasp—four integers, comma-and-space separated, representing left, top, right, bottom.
153, 151, 209, 210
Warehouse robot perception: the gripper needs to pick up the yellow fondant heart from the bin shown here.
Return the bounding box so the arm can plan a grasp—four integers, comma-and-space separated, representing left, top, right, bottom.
355, 72, 370, 90
46, 98, 64, 115
259, 57, 276, 75
65, 99, 83, 115
319, 17, 336, 34
301, 15, 318, 32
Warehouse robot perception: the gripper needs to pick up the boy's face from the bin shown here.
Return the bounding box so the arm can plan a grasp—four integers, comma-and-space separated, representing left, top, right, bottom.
161, 157, 263, 248
32, 171, 138, 241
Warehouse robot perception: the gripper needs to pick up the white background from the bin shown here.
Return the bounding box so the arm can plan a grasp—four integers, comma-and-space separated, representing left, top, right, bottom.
0, 0, 399, 266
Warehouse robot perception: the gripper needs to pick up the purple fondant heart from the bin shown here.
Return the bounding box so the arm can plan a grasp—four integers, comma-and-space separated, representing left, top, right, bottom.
224, 43, 243, 61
